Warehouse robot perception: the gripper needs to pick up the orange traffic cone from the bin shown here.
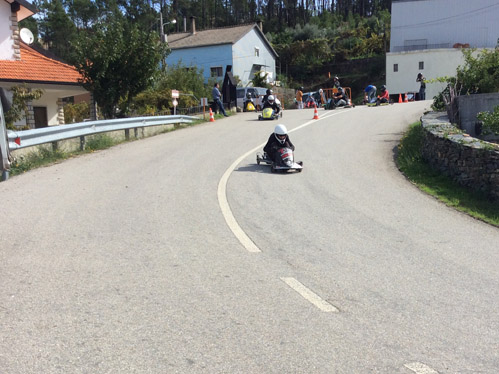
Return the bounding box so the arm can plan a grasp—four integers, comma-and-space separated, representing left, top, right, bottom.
209, 108, 215, 122
398, 94, 402, 103
404, 93, 409, 103
313, 105, 319, 120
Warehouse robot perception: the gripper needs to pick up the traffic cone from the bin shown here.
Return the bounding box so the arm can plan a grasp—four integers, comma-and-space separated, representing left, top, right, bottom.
313, 105, 319, 120
404, 93, 409, 103
398, 94, 402, 103
209, 108, 215, 122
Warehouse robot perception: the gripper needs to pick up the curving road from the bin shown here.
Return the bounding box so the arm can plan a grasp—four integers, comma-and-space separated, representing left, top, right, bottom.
1, 102, 498, 373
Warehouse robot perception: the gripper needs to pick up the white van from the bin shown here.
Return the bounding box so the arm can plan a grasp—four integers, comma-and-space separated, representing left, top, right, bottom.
236, 87, 268, 110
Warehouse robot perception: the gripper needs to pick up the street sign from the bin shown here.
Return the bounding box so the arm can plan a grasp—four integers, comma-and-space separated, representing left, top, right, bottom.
171, 90, 179, 98
172, 99, 178, 107
200, 98, 208, 106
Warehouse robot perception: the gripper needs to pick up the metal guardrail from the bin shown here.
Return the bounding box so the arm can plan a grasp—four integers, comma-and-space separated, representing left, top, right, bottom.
7, 114, 198, 150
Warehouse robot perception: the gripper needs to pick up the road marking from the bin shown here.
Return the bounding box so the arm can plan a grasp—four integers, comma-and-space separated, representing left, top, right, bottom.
404, 362, 439, 374
280, 277, 339, 312
217, 110, 349, 252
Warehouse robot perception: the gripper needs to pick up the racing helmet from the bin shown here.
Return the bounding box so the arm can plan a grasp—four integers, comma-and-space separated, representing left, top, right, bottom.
381, 85, 386, 91
268, 95, 275, 104
266, 89, 273, 96
337, 86, 343, 93
274, 124, 288, 144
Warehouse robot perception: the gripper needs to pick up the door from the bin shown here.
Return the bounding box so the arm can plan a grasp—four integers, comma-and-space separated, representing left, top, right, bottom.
33, 107, 48, 128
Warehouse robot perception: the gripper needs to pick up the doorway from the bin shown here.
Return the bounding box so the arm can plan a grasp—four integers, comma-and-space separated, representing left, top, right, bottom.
33, 106, 48, 128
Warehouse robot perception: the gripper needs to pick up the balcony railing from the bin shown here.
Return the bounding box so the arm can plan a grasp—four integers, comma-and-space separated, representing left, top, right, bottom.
391, 43, 452, 52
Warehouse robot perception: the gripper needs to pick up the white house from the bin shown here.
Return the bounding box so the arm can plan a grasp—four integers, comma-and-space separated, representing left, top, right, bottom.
0, 0, 87, 128
386, 0, 499, 100
166, 19, 278, 87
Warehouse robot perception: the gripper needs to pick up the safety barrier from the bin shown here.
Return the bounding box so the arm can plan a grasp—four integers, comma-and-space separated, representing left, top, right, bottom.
7, 115, 198, 151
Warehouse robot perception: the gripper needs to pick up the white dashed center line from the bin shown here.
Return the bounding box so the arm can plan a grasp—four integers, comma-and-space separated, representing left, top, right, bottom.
281, 277, 339, 313
404, 362, 439, 374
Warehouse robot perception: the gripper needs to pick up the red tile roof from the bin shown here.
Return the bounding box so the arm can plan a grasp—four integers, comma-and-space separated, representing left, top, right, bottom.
0, 43, 83, 85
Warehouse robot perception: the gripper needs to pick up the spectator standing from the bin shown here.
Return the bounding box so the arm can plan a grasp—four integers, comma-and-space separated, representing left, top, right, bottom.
417, 73, 426, 100
333, 76, 341, 89
296, 87, 304, 109
212, 83, 228, 117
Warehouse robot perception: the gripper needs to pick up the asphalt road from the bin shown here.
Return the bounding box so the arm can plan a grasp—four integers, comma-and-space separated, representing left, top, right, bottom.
1, 102, 498, 374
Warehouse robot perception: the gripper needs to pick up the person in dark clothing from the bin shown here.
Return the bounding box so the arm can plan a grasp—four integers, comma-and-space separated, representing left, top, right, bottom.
333, 76, 341, 88
262, 95, 280, 115
261, 89, 273, 108
417, 73, 426, 100
263, 124, 294, 162
212, 82, 228, 117
333, 87, 348, 107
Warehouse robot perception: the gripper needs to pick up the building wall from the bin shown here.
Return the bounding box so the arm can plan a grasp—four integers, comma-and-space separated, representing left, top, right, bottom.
166, 43, 233, 83
391, 0, 499, 52
386, 48, 465, 99
232, 28, 276, 85
0, 1, 14, 60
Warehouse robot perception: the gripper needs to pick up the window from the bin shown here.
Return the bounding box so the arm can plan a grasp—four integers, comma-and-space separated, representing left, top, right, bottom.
394, 64, 398, 72
210, 66, 223, 77
419, 61, 424, 70
255, 47, 260, 57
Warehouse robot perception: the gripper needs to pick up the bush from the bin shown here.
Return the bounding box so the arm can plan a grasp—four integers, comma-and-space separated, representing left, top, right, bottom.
477, 105, 499, 135
64, 102, 90, 123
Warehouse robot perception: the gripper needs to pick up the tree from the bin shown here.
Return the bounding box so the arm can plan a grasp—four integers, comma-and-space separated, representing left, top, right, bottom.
4, 85, 43, 130
36, 0, 77, 62
132, 62, 210, 113
72, 9, 169, 118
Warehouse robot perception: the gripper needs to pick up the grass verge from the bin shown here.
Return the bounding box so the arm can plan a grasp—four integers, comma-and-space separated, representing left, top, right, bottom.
397, 122, 499, 227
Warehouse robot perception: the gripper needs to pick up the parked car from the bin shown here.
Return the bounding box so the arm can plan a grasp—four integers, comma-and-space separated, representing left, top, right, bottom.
236, 87, 268, 111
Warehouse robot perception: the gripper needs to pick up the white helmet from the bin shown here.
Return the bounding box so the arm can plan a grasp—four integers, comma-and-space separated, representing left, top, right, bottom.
274, 124, 288, 144
268, 95, 275, 104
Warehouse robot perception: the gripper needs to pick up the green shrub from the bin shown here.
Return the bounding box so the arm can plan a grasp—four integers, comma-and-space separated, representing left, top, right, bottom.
477, 105, 499, 135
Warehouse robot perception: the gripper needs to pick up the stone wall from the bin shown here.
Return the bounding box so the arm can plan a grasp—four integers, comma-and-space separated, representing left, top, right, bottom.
421, 112, 499, 200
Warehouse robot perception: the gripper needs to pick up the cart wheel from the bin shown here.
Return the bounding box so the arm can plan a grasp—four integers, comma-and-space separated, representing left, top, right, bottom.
271, 165, 276, 173
257, 158, 260, 165
297, 168, 303, 172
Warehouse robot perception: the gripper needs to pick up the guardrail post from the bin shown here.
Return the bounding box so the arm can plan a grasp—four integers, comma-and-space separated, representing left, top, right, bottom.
0, 102, 10, 182
80, 136, 85, 151
134, 128, 138, 138
52, 141, 58, 151
125, 129, 130, 140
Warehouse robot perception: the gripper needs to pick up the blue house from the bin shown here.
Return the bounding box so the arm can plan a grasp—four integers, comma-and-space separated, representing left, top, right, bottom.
166, 19, 278, 87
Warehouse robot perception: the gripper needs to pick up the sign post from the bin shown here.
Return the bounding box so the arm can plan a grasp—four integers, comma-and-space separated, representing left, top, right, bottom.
171, 90, 179, 116
200, 98, 208, 120
0, 88, 13, 181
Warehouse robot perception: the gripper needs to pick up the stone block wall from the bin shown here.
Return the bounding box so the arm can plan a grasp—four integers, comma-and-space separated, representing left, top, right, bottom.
421, 112, 499, 200
457, 92, 499, 137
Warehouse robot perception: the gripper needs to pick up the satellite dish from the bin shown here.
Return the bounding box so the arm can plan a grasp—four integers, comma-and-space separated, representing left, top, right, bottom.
20, 28, 34, 45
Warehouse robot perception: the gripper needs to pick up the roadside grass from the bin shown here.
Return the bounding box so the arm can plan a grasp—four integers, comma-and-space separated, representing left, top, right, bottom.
397, 122, 499, 227
9, 117, 205, 177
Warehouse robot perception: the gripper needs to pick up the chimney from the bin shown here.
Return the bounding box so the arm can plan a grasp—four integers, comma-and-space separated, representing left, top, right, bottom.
190, 16, 196, 35
10, 8, 21, 60
183, 17, 187, 32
